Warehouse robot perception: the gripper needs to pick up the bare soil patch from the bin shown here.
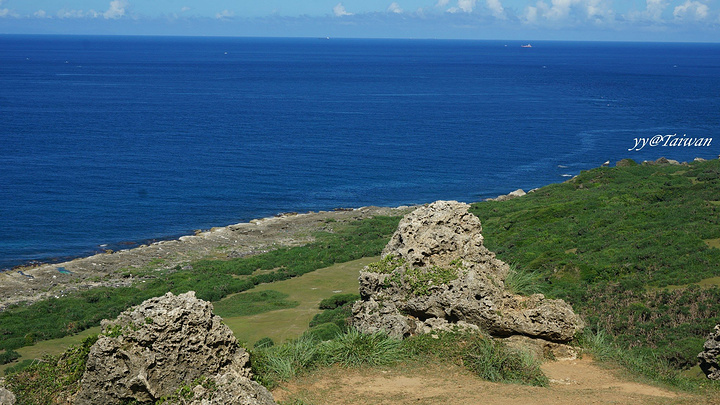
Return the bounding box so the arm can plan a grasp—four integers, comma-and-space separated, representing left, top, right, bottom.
272, 356, 712, 405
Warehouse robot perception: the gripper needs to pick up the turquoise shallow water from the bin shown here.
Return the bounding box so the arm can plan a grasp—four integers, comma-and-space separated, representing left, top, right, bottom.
1, 36, 719, 268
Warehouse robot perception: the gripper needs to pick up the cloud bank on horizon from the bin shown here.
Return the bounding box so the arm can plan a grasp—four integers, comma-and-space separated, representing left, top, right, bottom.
0, 0, 718, 41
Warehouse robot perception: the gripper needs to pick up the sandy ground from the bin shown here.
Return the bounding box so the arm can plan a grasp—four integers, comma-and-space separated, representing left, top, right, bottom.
272, 356, 716, 405
0, 206, 412, 310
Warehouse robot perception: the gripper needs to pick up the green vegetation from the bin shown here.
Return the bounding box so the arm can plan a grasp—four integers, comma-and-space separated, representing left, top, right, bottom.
309, 292, 359, 331
0, 349, 20, 365
156, 376, 218, 404
365, 254, 405, 274
4, 335, 98, 405
251, 329, 546, 389
402, 331, 547, 387
0, 216, 400, 360
367, 254, 463, 296
470, 159, 720, 377
7, 158, 720, 400
254, 337, 275, 349
213, 290, 299, 318
400, 265, 460, 296
461, 338, 548, 386
220, 257, 373, 345
503, 264, 544, 295
578, 328, 704, 391
318, 293, 360, 310
308, 305, 353, 330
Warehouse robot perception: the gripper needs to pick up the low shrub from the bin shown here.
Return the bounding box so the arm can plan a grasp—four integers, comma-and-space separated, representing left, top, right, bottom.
463, 338, 548, 387
318, 293, 360, 310
5, 335, 98, 405
321, 329, 403, 368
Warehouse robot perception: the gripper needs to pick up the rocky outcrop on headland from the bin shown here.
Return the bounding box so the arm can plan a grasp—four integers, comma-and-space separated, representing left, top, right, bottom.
486, 188, 527, 202
75, 291, 276, 405
698, 324, 720, 380
352, 201, 583, 343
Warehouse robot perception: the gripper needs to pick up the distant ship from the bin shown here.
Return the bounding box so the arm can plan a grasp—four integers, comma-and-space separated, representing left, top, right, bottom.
521, 44, 532, 48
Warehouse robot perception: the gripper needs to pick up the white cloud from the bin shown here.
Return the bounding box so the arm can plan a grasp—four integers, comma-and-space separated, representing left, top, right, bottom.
645, 0, 669, 21
447, 0, 475, 13
216, 9, 234, 19
181, 6, 191, 13
459, 0, 476, 12
0, 0, 10, 17
436, 0, 450, 6
585, 0, 613, 21
546, 0, 580, 20
103, 0, 128, 19
525, 4, 539, 22
486, 0, 505, 18
673, 0, 709, 20
388, 2, 403, 14
523, 0, 613, 23
333, 3, 353, 17
58, 9, 100, 18
625, 0, 673, 22
34, 9, 50, 18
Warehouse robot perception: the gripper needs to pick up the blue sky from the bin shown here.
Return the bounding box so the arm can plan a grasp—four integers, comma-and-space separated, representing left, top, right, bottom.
0, 0, 718, 41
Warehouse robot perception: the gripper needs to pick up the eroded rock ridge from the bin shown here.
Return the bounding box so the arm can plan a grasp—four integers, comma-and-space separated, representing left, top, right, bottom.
352, 200, 583, 343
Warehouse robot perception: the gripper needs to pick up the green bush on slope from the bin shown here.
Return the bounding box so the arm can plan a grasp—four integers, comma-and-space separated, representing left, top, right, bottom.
470, 159, 720, 370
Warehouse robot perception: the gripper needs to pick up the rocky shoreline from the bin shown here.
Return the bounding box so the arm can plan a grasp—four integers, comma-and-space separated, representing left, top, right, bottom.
0, 206, 413, 311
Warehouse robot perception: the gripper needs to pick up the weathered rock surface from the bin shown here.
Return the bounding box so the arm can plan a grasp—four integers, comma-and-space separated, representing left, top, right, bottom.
352, 201, 583, 343
486, 189, 527, 202
0, 384, 15, 405
75, 291, 276, 405
698, 324, 720, 380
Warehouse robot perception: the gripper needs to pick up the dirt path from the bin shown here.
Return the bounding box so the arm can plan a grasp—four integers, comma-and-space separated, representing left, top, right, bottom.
272, 356, 713, 405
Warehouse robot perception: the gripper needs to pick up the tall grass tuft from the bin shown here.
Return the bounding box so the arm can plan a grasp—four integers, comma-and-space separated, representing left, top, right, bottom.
579, 327, 713, 391
322, 328, 403, 367
252, 334, 321, 385
504, 263, 544, 295
462, 338, 549, 387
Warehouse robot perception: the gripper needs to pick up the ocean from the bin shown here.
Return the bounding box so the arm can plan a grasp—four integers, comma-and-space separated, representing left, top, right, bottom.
1, 36, 719, 269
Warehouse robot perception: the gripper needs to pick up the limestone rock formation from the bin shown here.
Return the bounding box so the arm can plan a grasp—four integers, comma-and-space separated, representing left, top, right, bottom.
352, 200, 583, 343
699, 324, 720, 380
0, 384, 15, 405
75, 291, 276, 405
487, 188, 527, 202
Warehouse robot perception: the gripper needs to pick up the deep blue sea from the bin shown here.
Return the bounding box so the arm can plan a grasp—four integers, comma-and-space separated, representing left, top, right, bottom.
1, 36, 719, 269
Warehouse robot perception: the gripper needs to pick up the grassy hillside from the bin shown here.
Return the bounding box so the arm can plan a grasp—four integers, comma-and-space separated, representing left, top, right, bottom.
6, 159, 720, 403
470, 158, 720, 370
0, 216, 401, 365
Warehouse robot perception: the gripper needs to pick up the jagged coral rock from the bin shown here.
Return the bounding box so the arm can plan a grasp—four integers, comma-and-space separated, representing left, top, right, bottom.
699, 324, 720, 380
75, 291, 276, 405
352, 200, 583, 343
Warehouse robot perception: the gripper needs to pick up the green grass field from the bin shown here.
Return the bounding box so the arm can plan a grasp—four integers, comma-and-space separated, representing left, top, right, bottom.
0, 327, 100, 375
1, 256, 374, 375
221, 256, 375, 345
